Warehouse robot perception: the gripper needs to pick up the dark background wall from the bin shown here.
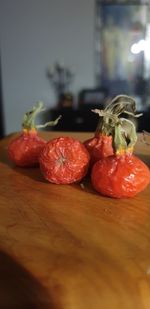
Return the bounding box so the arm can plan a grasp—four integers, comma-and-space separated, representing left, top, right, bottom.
0, 54, 4, 138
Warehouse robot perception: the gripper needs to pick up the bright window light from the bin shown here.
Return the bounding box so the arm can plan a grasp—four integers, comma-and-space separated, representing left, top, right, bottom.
131, 39, 150, 55
145, 40, 150, 60
138, 39, 146, 51
131, 43, 141, 54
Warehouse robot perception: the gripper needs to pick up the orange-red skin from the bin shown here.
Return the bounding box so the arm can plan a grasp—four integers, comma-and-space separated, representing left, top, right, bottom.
39, 136, 90, 184
84, 134, 114, 167
8, 129, 46, 167
91, 153, 150, 198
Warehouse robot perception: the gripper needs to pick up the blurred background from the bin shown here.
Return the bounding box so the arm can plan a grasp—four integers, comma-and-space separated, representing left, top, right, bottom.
0, 0, 150, 136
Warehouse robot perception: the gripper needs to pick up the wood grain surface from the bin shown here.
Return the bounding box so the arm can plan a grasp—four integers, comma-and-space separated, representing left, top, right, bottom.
0, 131, 150, 309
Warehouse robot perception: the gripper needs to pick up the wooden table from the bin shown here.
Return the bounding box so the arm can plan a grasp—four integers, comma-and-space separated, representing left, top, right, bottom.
0, 131, 150, 309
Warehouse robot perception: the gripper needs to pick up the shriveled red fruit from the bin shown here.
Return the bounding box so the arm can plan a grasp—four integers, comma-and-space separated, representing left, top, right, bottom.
84, 134, 113, 166
84, 95, 139, 167
39, 137, 90, 184
8, 129, 46, 167
91, 100, 150, 198
91, 154, 150, 198
8, 102, 61, 167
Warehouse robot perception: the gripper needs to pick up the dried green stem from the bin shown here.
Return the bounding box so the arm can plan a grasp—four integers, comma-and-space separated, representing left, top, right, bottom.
22, 101, 61, 130
37, 115, 62, 129
92, 94, 141, 153
114, 118, 137, 153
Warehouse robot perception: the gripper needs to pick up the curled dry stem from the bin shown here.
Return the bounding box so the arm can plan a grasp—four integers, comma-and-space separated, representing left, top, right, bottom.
22, 101, 61, 131
92, 95, 142, 154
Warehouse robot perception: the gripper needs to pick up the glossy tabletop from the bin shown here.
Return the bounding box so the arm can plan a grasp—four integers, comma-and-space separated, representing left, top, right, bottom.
0, 131, 150, 309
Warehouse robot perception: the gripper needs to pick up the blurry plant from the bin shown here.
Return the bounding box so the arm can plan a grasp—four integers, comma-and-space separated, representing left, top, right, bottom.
47, 62, 74, 101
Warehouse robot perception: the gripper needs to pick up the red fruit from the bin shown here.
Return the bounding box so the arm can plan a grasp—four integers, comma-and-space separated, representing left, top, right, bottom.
84, 134, 113, 167
91, 154, 150, 198
39, 137, 90, 184
8, 129, 46, 167
8, 101, 61, 167
90, 95, 150, 198
84, 95, 139, 166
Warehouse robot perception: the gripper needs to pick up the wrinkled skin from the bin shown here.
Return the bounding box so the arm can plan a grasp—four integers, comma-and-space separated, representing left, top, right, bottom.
84, 134, 113, 167
39, 137, 90, 184
8, 131, 46, 167
91, 154, 150, 198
